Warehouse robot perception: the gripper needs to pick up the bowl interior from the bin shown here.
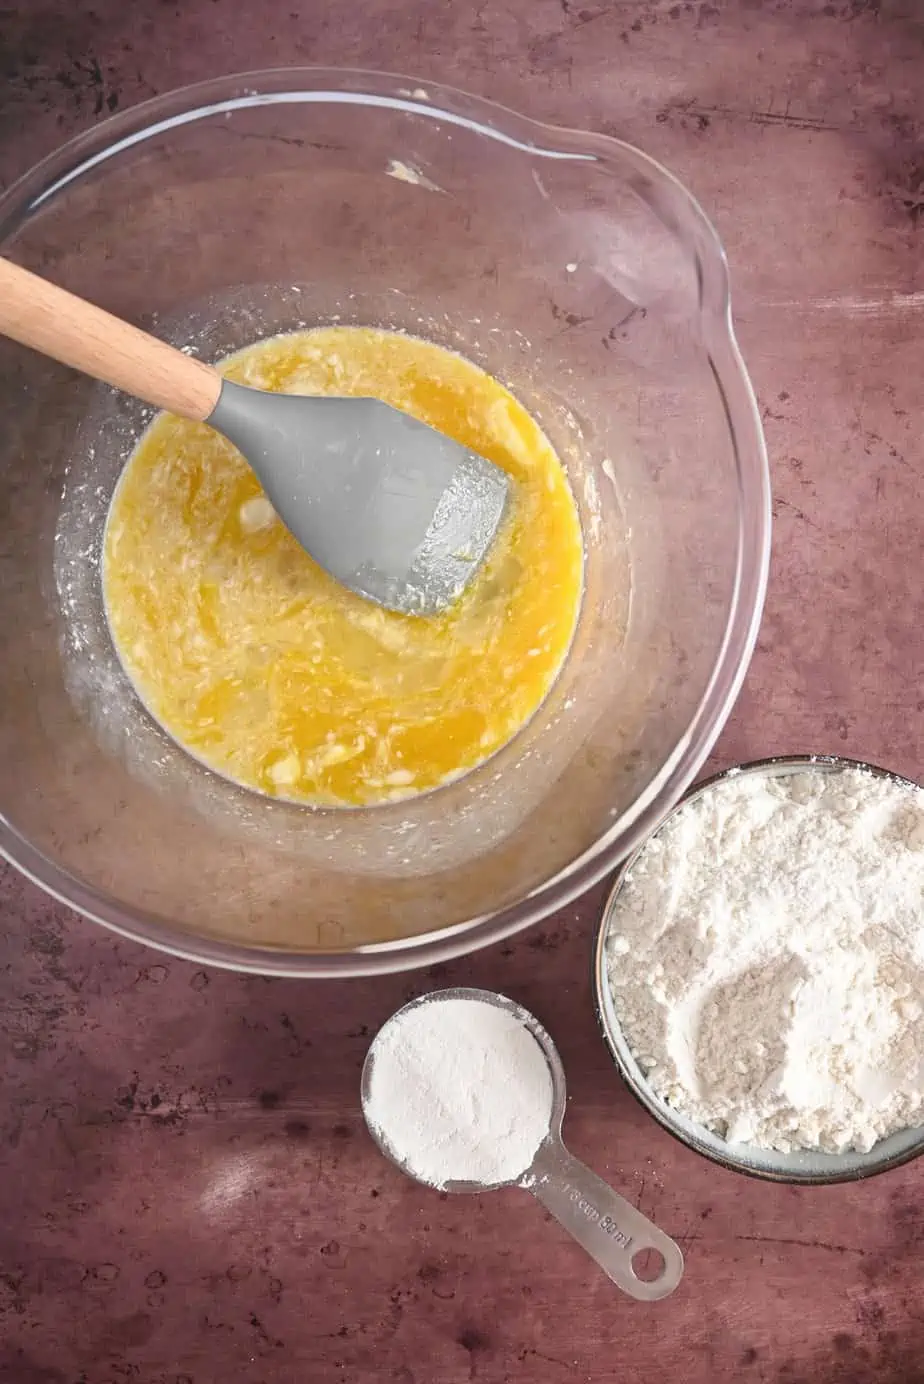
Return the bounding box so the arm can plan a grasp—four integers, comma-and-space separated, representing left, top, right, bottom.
0, 71, 768, 969
593, 757, 924, 1183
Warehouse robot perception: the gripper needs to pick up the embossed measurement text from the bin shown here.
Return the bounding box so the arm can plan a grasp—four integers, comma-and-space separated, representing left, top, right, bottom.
563, 1184, 633, 1248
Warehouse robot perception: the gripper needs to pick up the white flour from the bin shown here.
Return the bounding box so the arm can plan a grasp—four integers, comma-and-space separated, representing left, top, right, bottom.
364, 996, 553, 1187
606, 767, 924, 1154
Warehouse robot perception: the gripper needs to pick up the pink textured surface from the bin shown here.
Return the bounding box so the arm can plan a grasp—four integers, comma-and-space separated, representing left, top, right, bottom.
1, 1, 922, 1381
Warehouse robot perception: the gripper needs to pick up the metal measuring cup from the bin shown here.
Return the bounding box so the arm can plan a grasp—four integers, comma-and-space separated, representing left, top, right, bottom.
361, 988, 684, 1302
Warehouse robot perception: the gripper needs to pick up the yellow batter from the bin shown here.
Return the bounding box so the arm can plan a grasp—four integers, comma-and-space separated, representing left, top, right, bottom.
103, 328, 583, 807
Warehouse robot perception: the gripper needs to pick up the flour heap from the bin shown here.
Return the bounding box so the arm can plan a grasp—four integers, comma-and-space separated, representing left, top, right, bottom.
364, 995, 554, 1188
606, 767, 924, 1154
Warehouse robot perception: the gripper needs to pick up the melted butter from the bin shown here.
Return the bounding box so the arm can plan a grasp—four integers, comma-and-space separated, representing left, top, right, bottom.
103, 328, 583, 806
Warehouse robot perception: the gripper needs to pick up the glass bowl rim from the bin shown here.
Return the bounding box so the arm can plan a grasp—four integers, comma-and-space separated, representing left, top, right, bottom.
0, 66, 771, 976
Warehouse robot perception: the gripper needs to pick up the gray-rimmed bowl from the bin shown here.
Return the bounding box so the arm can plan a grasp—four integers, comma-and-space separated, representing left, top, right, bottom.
593, 754, 924, 1184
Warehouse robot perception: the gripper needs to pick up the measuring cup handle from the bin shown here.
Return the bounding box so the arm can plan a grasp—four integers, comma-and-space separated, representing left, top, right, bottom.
527, 1140, 684, 1301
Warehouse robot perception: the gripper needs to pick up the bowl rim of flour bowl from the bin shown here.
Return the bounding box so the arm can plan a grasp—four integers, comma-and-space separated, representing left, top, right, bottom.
592, 753, 924, 1185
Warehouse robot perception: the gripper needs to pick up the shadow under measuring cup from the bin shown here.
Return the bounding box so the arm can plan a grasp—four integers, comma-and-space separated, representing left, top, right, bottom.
361, 988, 684, 1302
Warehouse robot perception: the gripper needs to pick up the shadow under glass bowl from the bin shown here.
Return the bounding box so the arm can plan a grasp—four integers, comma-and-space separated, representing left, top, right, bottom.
593, 754, 924, 1184
0, 68, 769, 976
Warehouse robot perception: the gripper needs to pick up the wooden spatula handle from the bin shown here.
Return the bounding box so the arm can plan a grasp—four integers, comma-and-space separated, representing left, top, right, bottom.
0, 257, 222, 421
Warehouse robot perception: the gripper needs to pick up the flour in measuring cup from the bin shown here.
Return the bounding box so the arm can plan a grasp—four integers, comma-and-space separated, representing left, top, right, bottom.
364, 997, 554, 1188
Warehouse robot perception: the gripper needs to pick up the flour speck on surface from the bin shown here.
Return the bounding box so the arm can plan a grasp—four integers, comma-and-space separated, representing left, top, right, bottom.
363, 995, 554, 1188
605, 767, 924, 1154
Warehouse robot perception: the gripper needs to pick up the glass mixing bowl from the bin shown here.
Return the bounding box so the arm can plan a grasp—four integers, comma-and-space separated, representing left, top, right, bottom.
0, 69, 769, 975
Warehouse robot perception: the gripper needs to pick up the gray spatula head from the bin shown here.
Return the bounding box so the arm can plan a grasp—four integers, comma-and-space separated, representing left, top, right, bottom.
208, 380, 510, 616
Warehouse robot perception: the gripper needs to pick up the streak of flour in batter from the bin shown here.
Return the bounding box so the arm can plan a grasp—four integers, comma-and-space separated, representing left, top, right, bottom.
605, 768, 924, 1154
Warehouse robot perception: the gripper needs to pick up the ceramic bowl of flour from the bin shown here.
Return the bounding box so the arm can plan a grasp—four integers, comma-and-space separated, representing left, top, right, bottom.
593, 755, 924, 1184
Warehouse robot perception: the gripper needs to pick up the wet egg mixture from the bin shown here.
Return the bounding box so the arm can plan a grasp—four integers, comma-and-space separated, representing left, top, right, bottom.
104, 328, 583, 806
